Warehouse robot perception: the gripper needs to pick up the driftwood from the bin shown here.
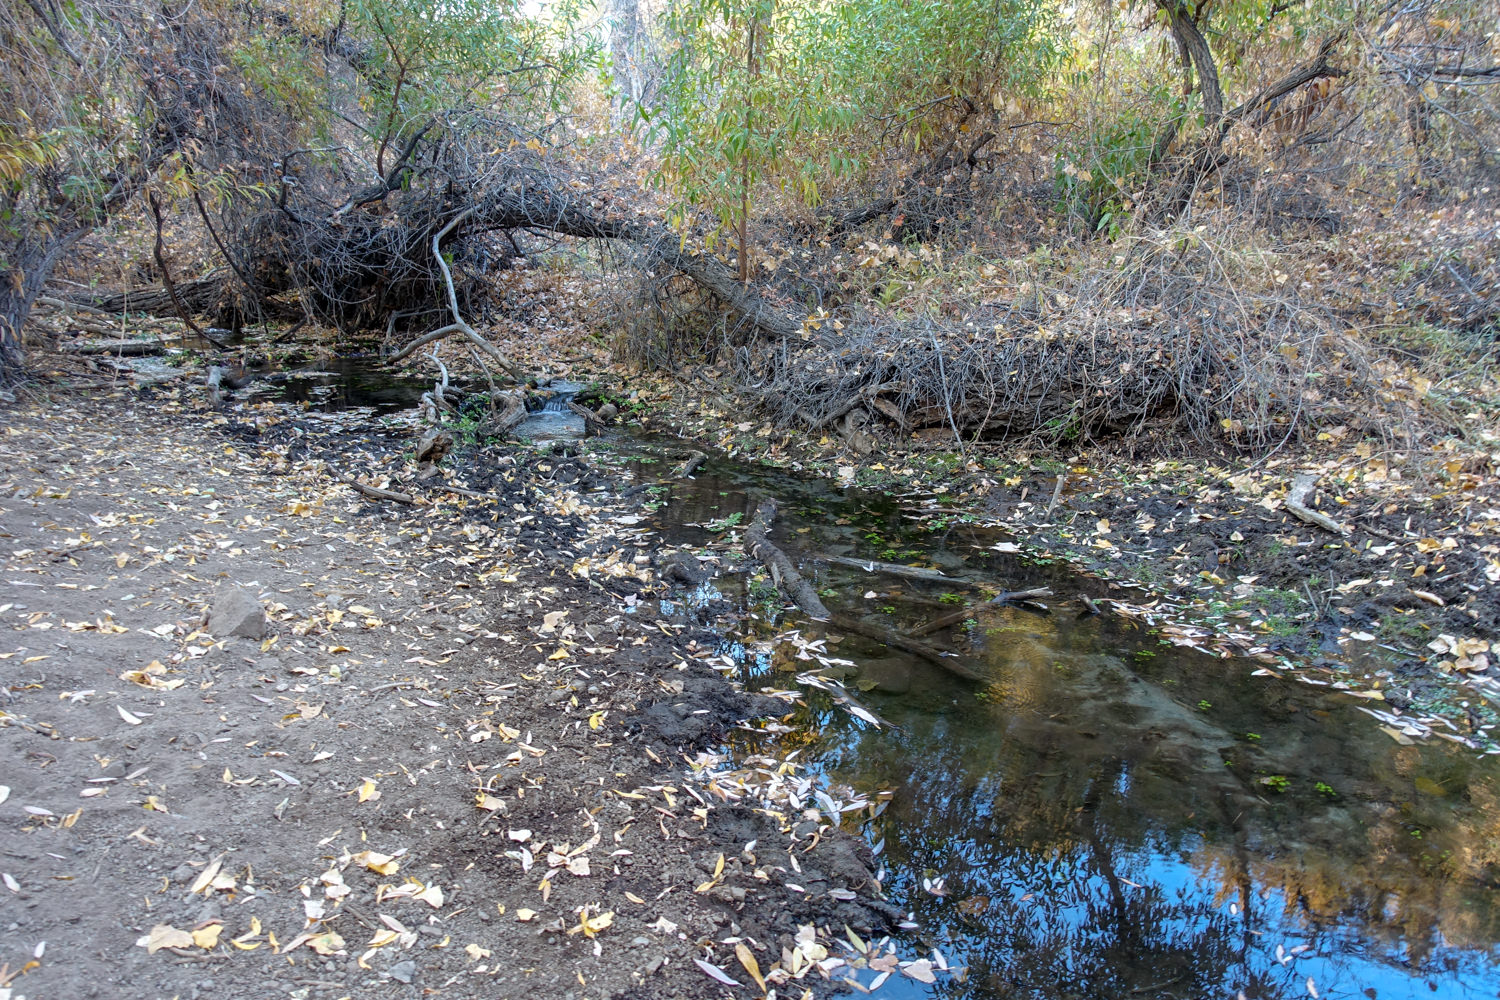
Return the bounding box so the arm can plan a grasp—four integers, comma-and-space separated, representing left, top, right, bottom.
910, 587, 1055, 637
816, 554, 960, 583
1285, 473, 1348, 535
745, 499, 830, 620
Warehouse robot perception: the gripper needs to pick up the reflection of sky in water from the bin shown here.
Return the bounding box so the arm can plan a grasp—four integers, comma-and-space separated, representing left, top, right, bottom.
620, 442, 1500, 1000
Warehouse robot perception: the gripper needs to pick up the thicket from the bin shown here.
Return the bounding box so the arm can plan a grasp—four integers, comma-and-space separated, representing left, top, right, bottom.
3, 0, 1496, 453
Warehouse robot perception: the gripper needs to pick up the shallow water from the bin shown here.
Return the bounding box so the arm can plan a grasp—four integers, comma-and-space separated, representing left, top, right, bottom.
622, 443, 1500, 1000
261, 363, 1500, 998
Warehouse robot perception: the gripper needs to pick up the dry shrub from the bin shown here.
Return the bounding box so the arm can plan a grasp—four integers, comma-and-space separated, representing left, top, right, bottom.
729, 223, 1427, 452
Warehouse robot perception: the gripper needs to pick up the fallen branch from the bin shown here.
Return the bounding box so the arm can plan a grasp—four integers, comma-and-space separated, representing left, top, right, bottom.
910, 587, 1055, 637
1285, 473, 1348, 535
816, 554, 960, 583
390, 209, 520, 376
62, 339, 163, 356
335, 473, 416, 505
826, 611, 986, 682
745, 499, 830, 620
673, 450, 707, 478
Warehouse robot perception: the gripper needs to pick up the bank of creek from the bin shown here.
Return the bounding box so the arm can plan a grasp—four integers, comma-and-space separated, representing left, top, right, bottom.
2, 365, 1498, 1000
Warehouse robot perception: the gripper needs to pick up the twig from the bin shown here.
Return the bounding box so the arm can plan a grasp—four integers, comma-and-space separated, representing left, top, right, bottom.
1045, 473, 1067, 517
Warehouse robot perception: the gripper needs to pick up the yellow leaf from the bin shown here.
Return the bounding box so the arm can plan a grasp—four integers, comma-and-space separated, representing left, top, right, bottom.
736, 942, 766, 992
143, 924, 194, 954
358, 778, 378, 803
307, 931, 345, 955
352, 851, 400, 875
712, 853, 725, 879
588, 711, 605, 730
548, 648, 569, 660
192, 924, 224, 950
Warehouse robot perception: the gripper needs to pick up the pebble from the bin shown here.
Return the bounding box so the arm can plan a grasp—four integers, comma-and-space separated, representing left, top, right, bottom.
388, 959, 416, 984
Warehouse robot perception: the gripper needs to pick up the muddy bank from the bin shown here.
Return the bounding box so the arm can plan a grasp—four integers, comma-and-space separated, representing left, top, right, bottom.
638, 381, 1500, 746
0, 385, 895, 1000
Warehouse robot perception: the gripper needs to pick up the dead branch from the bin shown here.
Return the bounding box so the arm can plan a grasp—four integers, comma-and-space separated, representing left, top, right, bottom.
910, 588, 1056, 637
744, 499, 830, 620
673, 450, 707, 478
826, 610, 985, 682
816, 554, 961, 583
62, 339, 163, 356
390, 209, 519, 376
335, 473, 417, 505
1285, 473, 1348, 535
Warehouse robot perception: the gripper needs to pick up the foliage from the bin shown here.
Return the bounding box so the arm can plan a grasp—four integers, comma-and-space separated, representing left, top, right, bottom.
637, 0, 1061, 259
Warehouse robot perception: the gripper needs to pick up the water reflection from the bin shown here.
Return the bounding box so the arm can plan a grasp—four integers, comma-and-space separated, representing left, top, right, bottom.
626, 444, 1500, 1000
799, 612, 1500, 1000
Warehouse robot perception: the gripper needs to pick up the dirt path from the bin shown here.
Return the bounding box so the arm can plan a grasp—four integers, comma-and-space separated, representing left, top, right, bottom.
0, 385, 896, 1000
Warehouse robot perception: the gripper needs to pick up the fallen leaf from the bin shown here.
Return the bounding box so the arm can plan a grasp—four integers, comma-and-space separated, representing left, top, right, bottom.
117, 705, 143, 725
142, 924, 194, 954
694, 958, 742, 987
191, 923, 224, 950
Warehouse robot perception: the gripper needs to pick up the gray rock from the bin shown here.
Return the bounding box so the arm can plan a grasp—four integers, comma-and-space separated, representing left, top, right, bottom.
387, 960, 416, 984
208, 586, 267, 639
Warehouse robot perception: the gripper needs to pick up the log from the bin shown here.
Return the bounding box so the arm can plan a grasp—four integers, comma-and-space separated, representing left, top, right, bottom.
910, 587, 1055, 637
63, 339, 163, 356
1285, 473, 1348, 535
816, 554, 960, 583
745, 500, 830, 620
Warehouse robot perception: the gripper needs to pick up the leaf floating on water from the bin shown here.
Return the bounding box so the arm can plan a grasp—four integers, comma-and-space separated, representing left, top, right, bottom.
1379, 725, 1416, 746
694, 957, 742, 987
903, 958, 938, 983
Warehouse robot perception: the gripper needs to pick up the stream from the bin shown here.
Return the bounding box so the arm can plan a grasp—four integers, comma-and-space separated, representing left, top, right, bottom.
282, 368, 1500, 1000
612, 443, 1500, 1000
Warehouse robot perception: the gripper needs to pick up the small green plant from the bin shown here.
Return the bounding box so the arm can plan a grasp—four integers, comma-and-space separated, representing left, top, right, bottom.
705, 512, 744, 533
1261, 775, 1290, 793
938, 593, 965, 605
1245, 733, 1261, 741
1315, 782, 1337, 797
1197, 700, 1213, 712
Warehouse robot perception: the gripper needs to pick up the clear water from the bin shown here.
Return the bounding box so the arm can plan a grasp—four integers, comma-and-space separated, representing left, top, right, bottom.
619, 442, 1500, 1000
254, 363, 1500, 1000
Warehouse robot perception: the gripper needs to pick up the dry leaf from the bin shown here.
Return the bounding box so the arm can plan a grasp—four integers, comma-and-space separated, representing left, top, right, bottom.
142, 924, 194, 954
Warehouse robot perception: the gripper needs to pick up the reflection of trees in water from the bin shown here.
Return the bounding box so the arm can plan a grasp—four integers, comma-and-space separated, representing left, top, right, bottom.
830, 693, 1500, 999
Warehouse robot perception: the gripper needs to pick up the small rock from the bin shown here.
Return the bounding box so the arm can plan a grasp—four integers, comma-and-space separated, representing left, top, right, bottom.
387, 959, 416, 984
208, 586, 267, 639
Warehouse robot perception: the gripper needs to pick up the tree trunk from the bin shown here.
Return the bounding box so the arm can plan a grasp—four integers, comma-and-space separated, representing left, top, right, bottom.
0, 227, 88, 385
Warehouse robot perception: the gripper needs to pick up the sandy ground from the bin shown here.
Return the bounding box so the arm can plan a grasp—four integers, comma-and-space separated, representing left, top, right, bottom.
0, 383, 898, 1000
